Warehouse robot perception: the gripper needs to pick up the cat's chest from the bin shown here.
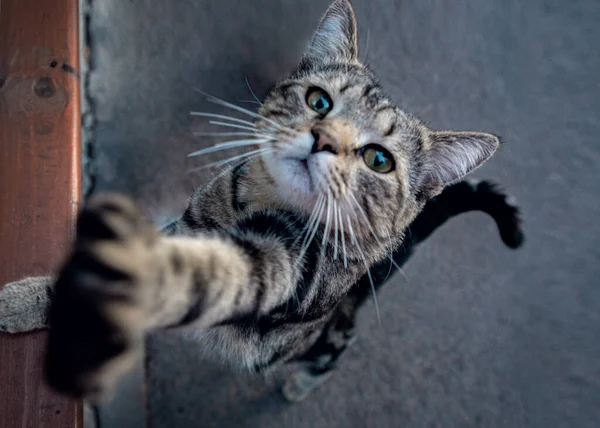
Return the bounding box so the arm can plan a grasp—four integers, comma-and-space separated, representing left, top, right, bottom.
181, 315, 328, 369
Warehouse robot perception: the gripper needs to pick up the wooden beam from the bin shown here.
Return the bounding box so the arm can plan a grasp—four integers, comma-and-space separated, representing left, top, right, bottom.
0, 0, 83, 427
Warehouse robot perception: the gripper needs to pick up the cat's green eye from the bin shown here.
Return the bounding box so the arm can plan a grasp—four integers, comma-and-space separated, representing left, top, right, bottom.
306, 87, 333, 115
361, 145, 395, 173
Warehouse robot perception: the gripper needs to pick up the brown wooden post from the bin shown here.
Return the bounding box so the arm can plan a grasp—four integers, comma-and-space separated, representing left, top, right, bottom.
0, 0, 83, 427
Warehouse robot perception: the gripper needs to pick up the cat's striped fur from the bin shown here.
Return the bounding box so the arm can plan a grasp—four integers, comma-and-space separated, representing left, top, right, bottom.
0, 0, 523, 402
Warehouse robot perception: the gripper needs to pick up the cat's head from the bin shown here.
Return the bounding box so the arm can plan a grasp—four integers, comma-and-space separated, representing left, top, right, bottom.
254, 0, 499, 253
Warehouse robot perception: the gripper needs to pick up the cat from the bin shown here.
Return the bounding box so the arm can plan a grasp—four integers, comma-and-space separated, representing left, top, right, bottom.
0, 0, 523, 403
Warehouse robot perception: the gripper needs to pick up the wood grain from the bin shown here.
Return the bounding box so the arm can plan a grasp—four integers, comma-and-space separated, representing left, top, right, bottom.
0, 0, 83, 427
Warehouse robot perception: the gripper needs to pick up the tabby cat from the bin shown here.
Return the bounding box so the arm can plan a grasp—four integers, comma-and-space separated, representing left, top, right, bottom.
0, 0, 523, 403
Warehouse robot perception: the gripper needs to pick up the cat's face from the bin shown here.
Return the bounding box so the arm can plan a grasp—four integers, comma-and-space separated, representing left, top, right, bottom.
258, 65, 422, 242
255, 0, 499, 248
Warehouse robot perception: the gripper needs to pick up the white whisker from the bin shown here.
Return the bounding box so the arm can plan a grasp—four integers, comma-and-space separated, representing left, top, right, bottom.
338, 204, 348, 269
294, 194, 324, 247
320, 189, 333, 260
333, 198, 339, 260
382, 250, 396, 283
363, 27, 371, 63
192, 156, 255, 192
188, 148, 272, 172
189, 112, 256, 128
346, 214, 381, 325
297, 194, 326, 265
193, 131, 271, 138
195, 89, 283, 130
299, 194, 325, 252
308, 199, 326, 248
289, 194, 323, 312
187, 139, 270, 158
208, 121, 259, 132
293, 194, 325, 270
294, 193, 324, 247
245, 76, 263, 106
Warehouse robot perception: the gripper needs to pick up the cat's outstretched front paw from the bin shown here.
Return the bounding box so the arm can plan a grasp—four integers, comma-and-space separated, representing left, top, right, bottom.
45, 193, 158, 401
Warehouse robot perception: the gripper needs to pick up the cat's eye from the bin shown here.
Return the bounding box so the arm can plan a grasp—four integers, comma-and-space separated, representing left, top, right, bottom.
306, 87, 333, 115
361, 145, 395, 173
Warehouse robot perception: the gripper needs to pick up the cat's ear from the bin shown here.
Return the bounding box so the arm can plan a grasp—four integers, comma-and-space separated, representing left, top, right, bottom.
304, 0, 359, 64
420, 131, 500, 191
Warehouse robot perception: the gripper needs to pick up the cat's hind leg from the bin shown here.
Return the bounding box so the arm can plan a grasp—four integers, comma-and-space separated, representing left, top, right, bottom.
282, 236, 409, 402
282, 296, 358, 402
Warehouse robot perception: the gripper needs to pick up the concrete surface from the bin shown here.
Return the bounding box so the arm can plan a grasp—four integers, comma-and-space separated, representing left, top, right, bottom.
88, 0, 600, 426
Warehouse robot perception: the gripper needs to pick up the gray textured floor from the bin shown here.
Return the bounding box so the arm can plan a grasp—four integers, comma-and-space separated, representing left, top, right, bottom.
89, 0, 600, 426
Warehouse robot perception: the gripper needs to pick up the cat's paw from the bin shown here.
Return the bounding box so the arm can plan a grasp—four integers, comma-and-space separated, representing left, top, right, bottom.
0, 276, 53, 333
45, 193, 158, 401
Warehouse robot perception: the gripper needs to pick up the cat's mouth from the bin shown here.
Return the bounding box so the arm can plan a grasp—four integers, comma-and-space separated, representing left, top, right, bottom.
299, 159, 310, 176
263, 153, 319, 207
261, 140, 327, 212
285, 156, 314, 193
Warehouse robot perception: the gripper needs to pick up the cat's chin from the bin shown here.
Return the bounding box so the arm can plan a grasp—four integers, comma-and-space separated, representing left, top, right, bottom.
280, 158, 314, 197
265, 156, 318, 211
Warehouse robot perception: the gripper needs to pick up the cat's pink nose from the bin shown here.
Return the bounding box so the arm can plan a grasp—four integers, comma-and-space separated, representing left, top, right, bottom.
311, 127, 339, 155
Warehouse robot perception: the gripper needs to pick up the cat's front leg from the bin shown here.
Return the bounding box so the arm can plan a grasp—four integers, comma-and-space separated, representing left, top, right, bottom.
0, 276, 54, 333
44, 193, 162, 401
46, 193, 299, 401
